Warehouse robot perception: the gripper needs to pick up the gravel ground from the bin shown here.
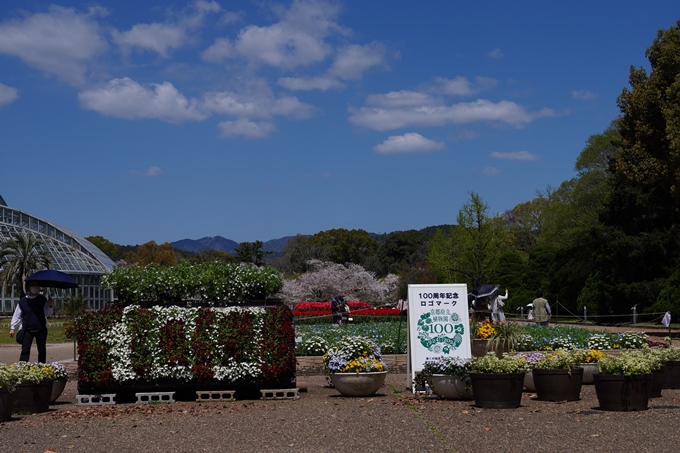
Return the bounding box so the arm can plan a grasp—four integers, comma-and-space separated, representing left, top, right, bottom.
2, 374, 680, 453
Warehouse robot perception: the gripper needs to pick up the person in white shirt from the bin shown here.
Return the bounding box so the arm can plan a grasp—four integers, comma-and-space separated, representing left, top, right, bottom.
490, 289, 508, 323
9, 282, 53, 363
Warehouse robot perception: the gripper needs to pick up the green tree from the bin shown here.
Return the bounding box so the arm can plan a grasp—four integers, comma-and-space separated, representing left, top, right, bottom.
0, 232, 53, 297
428, 192, 510, 287
235, 240, 272, 266
308, 228, 378, 266
85, 235, 119, 260
125, 241, 178, 267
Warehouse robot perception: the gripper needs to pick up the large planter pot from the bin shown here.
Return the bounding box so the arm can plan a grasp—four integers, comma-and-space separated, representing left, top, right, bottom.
581, 363, 599, 385
0, 388, 15, 422
649, 368, 665, 398
532, 368, 583, 402
594, 373, 650, 411
50, 379, 68, 404
429, 375, 473, 400
471, 339, 508, 359
329, 372, 387, 397
13, 380, 53, 414
662, 361, 680, 389
470, 373, 525, 409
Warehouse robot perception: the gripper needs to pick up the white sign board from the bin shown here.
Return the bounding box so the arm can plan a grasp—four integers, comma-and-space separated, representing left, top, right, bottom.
407, 284, 470, 388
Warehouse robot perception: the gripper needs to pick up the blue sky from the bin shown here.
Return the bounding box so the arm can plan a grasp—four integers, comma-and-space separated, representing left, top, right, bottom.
1, 1, 678, 246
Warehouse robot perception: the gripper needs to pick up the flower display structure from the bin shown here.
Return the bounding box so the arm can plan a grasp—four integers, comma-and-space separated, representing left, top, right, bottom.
323, 336, 387, 373
102, 261, 283, 305
76, 304, 295, 392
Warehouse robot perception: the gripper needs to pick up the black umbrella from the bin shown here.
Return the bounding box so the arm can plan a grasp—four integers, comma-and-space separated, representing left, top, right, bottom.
25, 269, 78, 289
468, 283, 499, 299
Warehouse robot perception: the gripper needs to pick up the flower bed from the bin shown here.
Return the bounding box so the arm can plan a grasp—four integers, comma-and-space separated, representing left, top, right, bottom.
76, 304, 295, 394
293, 301, 392, 317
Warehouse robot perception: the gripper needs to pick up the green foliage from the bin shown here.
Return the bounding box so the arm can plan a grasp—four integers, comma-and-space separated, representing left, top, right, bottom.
0, 231, 53, 297
576, 272, 603, 317
532, 350, 582, 370
85, 235, 119, 260
429, 192, 510, 287
102, 261, 283, 305
471, 353, 528, 374
598, 350, 656, 376
308, 228, 378, 266
125, 241, 178, 267
235, 240, 272, 266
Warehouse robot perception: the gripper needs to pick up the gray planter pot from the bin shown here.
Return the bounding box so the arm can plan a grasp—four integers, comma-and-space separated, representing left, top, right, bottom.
430, 375, 473, 400
329, 372, 387, 397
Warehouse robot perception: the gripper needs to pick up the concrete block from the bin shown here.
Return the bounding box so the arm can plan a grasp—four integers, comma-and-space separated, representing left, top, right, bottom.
135, 392, 175, 404
196, 390, 236, 402
76, 394, 116, 406
260, 388, 299, 400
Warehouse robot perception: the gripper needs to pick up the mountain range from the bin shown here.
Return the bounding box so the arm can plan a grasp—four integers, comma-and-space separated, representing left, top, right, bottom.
171, 236, 293, 254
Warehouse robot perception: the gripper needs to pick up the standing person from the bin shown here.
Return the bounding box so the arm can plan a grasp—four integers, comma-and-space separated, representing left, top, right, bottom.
397, 298, 408, 317
491, 289, 508, 323
331, 294, 346, 325
8, 282, 53, 363
532, 291, 551, 327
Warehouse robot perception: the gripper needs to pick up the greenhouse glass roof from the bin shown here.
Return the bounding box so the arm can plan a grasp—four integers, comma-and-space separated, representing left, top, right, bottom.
0, 200, 114, 275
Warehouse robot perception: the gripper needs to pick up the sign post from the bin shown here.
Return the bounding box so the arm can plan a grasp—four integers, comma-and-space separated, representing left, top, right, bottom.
407, 283, 470, 392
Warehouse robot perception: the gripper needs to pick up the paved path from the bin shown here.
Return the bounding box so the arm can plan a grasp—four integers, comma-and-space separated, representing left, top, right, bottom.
0, 342, 76, 365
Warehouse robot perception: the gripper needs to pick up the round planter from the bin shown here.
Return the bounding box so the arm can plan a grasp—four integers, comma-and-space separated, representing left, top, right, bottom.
13, 380, 53, 414
649, 367, 665, 398
470, 373, 525, 409
471, 339, 508, 359
429, 375, 473, 400
329, 372, 387, 397
594, 373, 650, 411
50, 378, 68, 404
532, 368, 583, 402
662, 361, 680, 389
0, 388, 15, 422
524, 371, 535, 392
581, 362, 599, 385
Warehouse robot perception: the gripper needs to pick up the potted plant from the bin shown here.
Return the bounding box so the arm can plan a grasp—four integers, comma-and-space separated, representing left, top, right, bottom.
421, 356, 472, 400
487, 322, 524, 356
642, 346, 668, 397
658, 344, 680, 389
322, 336, 388, 397
471, 320, 497, 357
517, 352, 544, 391
531, 350, 583, 401
594, 350, 654, 411
0, 364, 22, 422
579, 349, 605, 384
47, 362, 69, 403
470, 353, 529, 408
11, 362, 54, 414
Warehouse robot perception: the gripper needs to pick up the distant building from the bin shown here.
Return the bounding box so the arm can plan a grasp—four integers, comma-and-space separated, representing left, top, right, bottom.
0, 195, 115, 314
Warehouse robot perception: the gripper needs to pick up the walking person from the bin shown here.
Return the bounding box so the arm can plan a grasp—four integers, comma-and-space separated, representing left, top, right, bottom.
532, 291, 551, 327
331, 294, 346, 325
490, 288, 508, 323
8, 281, 53, 363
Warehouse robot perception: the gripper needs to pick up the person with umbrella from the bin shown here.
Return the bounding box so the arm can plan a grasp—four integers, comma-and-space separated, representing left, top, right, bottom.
490, 288, 508, 323
9, 280, 53, 363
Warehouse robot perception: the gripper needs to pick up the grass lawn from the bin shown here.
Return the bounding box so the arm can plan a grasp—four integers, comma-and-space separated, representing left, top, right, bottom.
0, 323, 69, 345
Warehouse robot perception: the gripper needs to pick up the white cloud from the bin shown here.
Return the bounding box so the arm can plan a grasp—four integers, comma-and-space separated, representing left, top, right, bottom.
424, 76, 498, 97
490, 150, 540, 161
217, 119, 276, 138
373, 133, 445, 155
350, 98, 556, 131
572, 90, 598, 100
0, 6, 107, 85
365, 91, 440, 108
78, 77, 207, 123
0, 83, 18, 106
277, 76, 343, 91
480, 167, 499, 176
130, 166, 164, 177
203, 0, 344, 69
328, 42, 386, 80
201, 37, 233, 62
112, 23, 186, 57
201, 89, 317, 119
488, 48, 503, 59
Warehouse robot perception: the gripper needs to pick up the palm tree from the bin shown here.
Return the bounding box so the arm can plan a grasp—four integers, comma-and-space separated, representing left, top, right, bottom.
0, 231, 53, 297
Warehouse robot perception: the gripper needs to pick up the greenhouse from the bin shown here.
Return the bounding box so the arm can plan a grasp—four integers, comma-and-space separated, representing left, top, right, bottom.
0, 195, 115, 313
